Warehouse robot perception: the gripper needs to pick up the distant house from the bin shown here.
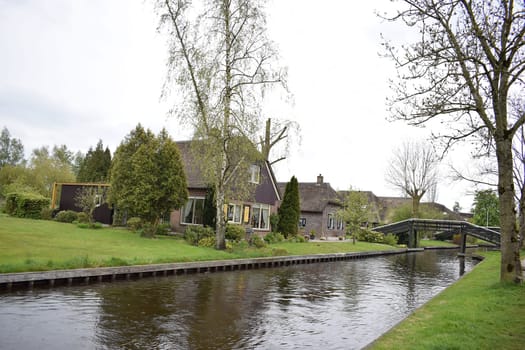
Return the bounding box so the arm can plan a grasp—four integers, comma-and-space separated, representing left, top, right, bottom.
170, 141, 281, 235
279, 174, 345, 238
51, 182, 113, 225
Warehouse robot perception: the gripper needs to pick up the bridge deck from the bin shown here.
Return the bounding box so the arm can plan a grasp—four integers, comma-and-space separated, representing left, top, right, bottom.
373, 219, 500, 246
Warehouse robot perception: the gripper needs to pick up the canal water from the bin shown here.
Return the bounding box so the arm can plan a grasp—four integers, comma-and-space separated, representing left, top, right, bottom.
0, 250, 477, 350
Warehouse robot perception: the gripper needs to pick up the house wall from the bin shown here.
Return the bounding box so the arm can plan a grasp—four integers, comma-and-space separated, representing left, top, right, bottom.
58, 184, 113, 225
299, 204, 345, 238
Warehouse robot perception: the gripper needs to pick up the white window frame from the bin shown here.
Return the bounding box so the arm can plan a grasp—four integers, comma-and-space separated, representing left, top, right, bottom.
181, 197, 205, 225
227, 203, 242, 224
249, 164, 261, 184
327, 213, 335, 230
251, 203, 270, 230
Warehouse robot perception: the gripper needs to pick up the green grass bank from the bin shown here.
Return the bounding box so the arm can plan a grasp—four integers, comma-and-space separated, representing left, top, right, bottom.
368, 251, 525, 350
0, 215, 399, 273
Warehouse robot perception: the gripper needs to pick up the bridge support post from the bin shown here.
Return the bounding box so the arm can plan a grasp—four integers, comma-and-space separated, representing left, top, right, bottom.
408, 224, 417, 248
459, 231, 467, 254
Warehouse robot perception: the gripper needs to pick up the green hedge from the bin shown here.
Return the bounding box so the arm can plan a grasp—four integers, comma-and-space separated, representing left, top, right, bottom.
5, 192, 50, 219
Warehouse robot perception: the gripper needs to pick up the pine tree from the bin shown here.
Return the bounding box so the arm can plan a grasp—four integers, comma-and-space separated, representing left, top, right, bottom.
277, 176, 300, 237
77, 140, 112, 183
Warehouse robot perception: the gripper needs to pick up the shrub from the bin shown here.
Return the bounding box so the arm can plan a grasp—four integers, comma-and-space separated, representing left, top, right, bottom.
40, 207, 54, 221
270, 213, 279, 232
76, 212, 89, 223
355, 228, 384, 243
126, 217, 143, 231
198, 236, 216, 247
184, 225, 214, 246
156, 223, 171, 236
250, 235, 267, 248
264, 231, 285, 244
76, 222, 90, 229
383, 233, 398, 246
287, 235, 306, 243
225, 223, 245, 242
6, 192, 50, 219
55, 210, 79, 223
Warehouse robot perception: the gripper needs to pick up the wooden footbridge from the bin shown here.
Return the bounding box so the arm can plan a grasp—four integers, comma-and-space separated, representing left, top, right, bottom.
372, 219, 500, 252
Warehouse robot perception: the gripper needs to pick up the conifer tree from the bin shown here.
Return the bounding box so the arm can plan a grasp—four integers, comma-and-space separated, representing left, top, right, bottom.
277, 176, 300, 237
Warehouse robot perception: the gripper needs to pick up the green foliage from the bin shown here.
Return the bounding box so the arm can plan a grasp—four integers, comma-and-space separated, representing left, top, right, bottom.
471, 189, 500, 227
0, 127, 24, 167
287, 235, 306, 243
55, 210, 79, 223
277, 176, 300, 237
264, 231, 285, 244
5, 192, 50, 219
126, 217, 143, 231
355, 228, 385, 243
40, 207, 54, 221
76, 212, 89, 223
250, 235, 267, 248
270, 213, 279, 232
76, 140, 112, 182
203, 186, 217, 228
76, 222, 103, 229
225, 223, 245, 241
339, 189, 371, 235
198, 236, 216, 247
383, 233, 398, 246
156, 223, 171, 236
109, 125, 188, 236
184, 225, 215, 246
389, 203, 413, 223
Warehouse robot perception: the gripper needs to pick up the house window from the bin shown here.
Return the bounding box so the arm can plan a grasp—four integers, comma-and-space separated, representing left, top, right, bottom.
249, 164, 261, 184
227, 204, 242, 223
251, 204, 270, 230
299, 218, 306, 228
182, 197, 204, 225
337, 218, 344, 230
327, 213, 335, 230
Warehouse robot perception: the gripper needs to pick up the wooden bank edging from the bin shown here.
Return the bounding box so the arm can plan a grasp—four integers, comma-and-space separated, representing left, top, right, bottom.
0, 248, 415, 291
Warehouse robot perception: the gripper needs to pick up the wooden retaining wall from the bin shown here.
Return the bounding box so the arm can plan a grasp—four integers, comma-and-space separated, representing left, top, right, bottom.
0, 249, 416, 291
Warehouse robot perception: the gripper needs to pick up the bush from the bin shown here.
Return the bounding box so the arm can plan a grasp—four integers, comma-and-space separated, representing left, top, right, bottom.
126, 217, 143, 231
264, 231, 285, 244
383, 233, 398, 246
198, 236, 216, 247
76, 212, 89, 223
250, 235, 267, 248
156, 223, 171, 236
55, 210, 79, 223
40, 207, 54, 221
287, 235, 306, 243
225, 223, 245, 242
6, 192, 50, 219
355, 228, 384, 243
184, 225, 215, 246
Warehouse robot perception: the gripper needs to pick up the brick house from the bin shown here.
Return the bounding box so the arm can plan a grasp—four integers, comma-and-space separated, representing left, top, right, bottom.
170, 141, 281, 235
279, 174, 345, 238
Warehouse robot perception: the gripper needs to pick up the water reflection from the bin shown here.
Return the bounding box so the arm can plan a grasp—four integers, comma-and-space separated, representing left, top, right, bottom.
0, 250, 477, 350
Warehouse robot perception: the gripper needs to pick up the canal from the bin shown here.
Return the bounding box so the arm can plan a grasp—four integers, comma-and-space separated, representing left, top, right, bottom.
0, 249, 478, 349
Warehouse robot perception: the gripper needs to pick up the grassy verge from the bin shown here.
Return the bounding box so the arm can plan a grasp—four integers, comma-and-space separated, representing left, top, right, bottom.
419, 239, 458, 248
0, 215, 396, 273
368, 251, 525, 350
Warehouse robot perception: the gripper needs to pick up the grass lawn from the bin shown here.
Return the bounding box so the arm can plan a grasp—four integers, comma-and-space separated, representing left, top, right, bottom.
0, 215, 396, 273
419, 239, 458, 248
368, 251, 525, 350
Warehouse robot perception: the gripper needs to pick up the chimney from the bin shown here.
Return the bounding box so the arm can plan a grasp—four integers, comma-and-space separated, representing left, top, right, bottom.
317, 174, 324, 185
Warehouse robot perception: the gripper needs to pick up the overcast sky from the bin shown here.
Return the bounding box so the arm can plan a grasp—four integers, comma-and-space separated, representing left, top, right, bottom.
0, 0, 478, 211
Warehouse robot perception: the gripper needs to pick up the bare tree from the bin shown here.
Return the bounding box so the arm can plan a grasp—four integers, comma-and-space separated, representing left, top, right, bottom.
156, 0, 286, 249
259, 118, 300, 166
386, 140, 439, 217
382, 0, 525, 283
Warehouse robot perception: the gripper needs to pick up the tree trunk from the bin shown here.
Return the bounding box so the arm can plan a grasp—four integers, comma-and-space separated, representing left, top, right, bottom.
495, 136, 522, 282
412, 194, 422, 218
215, 181, 226, 250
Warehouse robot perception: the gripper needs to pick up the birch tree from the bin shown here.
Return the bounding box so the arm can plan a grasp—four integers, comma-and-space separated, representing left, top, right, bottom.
382, 0, 525, 283
156, 0, 286, 249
